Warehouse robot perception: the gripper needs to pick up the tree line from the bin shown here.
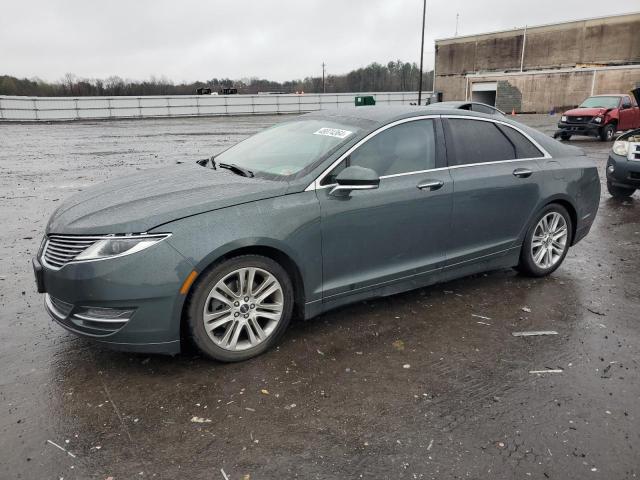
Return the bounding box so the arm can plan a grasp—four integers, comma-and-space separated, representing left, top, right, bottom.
0, 61, 434, 97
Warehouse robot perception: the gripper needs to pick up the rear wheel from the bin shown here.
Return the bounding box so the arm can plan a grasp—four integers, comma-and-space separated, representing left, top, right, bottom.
599, 124, 615, 142
187, 255, 294, 362
517, 204, 572, 277
607, 181, 635, 198
560, 133, 572, 141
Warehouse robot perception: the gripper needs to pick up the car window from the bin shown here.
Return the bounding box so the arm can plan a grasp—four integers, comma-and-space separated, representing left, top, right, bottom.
622, 96, 633, 107
215, 119, 361, 177
496, 124, 543, 158
447, 119, 516, 165
321, 119, 436, 185
471, 103, 496, 114
579, 96, 621, 109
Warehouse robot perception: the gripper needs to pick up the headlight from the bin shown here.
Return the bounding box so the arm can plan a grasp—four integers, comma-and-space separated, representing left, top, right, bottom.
594, 116, 602, 123
612, 140, 629, 157
561, 115, 567, 122
75, 234, 170, 261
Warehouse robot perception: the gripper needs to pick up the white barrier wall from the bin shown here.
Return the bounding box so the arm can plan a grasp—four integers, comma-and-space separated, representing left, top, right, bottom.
0, 92, 425, 121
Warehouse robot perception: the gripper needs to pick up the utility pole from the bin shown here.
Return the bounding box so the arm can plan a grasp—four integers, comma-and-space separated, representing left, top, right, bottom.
455, 13, 459, 36
322, 62, 326, 93
417, 0, 427, 105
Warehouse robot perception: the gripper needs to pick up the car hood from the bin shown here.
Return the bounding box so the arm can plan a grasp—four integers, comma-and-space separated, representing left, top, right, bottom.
563, 107, 608, 117
46, 164, 290, 235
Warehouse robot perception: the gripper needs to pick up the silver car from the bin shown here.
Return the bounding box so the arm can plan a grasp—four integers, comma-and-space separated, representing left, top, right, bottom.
34, 106, 601, 361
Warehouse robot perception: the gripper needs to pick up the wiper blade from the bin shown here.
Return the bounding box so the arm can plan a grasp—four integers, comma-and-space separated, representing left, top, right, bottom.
218, 162, 254, 178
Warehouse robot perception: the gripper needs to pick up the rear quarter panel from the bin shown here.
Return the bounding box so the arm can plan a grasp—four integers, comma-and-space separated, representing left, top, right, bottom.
533, 153, 600, 244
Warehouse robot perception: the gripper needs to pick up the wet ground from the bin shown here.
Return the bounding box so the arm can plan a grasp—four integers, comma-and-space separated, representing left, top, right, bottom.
0, 114, 638, 479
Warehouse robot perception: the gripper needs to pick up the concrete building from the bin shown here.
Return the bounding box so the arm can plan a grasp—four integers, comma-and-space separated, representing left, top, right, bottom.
434, 12, 640, 113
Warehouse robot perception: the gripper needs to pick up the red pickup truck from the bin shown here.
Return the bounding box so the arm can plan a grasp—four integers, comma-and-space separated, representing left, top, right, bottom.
554, 93, 640, 141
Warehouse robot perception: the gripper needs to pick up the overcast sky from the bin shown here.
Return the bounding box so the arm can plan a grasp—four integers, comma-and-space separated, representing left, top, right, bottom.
0, 0, 636, 83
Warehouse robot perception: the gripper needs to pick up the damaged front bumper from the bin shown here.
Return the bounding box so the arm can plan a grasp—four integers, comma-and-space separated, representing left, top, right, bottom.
553, 121, 601, 138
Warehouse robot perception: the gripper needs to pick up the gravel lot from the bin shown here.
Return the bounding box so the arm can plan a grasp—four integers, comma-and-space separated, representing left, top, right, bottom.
0, 113, 638, 479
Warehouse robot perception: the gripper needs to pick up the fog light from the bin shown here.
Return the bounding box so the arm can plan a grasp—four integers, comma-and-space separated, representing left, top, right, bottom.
607, 164, 615, 174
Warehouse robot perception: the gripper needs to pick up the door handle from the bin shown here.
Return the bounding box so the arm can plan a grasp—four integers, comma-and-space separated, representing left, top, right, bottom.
513, 168, 533, 178
417, 179, 444, 191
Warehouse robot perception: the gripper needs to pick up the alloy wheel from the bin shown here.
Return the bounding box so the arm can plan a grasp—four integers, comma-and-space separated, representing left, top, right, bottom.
530, 212, 568, 269
202, 267, 284, 351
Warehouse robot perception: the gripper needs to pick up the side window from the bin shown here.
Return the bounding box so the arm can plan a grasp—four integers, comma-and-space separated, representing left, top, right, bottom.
447, 119, 516, 165
321, 120, 436, 185
496, 124, 544, 158
471, 103, 496, 115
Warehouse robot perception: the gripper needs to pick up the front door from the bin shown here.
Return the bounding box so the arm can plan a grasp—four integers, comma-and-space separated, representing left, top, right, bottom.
618, 95, 635, 131
317, 118, 453, 300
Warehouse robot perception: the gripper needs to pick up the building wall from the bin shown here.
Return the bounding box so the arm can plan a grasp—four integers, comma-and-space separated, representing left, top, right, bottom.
434, 12, 640, 112
435, 12, 640, 76
463, 67, 640, 113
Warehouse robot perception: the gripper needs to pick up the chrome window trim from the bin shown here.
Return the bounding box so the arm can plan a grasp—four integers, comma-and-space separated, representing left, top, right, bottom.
443, 114, 552, 161
305, 114, 551, 191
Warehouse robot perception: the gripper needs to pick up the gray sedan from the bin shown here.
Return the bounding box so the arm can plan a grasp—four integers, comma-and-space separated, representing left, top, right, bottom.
33, 106, 601, 361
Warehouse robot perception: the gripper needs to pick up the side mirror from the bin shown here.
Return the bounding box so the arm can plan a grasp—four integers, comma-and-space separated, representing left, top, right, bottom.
622, 102, 632, 110
330, 166, 380, 196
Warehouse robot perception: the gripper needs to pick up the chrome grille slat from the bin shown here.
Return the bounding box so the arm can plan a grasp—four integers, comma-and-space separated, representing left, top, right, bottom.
48, 239, 97, 247
46, 244, 86, 254
45, 251, 75, 261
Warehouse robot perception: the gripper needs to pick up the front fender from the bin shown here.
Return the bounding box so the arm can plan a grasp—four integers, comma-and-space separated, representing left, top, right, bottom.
152, 191, 323, 304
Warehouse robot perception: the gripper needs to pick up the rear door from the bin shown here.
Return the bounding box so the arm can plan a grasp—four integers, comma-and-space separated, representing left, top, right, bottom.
443, 116, 547, 265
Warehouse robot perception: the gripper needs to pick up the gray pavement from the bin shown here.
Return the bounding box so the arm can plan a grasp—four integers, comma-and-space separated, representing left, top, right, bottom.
0, 113, 638, 479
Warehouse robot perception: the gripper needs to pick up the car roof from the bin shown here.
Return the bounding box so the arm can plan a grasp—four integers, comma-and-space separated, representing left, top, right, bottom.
304, 105, 498, 127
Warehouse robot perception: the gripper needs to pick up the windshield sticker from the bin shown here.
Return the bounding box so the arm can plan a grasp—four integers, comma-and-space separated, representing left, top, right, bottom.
313, 127, 353, 139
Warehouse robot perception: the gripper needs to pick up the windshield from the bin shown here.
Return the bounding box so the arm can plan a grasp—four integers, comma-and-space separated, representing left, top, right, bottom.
215, 119, 360, 177
579, 96, 620, 109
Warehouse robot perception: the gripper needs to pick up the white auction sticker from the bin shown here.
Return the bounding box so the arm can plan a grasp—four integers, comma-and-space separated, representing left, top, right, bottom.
313, 127, 353, 139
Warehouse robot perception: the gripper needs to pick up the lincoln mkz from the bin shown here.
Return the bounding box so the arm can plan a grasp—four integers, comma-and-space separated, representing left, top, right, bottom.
34, 106, 600, 361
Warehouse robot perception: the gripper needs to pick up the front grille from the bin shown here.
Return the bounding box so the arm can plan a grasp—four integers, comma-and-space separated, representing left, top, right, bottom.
566, 116, 593, 124
42, 235, 101, 269
630, 142, 640, 161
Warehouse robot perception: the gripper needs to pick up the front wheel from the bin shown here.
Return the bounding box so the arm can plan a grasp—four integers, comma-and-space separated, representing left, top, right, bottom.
599, 124, 615, 142
560, 133, 572, 141
517, 204, 573, 277
186, 255, 294, 362
607, 181, 635, 198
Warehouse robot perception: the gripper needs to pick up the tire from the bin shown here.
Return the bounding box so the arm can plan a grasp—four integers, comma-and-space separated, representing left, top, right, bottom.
517, 204, 573, 277
560, 133, 571, 141
599, 124, 615, 142
607, 181, 635, 198
186, 255, 294, 362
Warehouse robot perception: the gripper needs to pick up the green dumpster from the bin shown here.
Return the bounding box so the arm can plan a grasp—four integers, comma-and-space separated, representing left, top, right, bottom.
355, 95, 376, 106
